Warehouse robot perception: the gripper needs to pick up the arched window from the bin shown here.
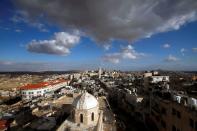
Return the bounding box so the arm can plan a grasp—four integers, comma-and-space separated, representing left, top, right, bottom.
91, 112, 94, 121
80, 114, 83, 123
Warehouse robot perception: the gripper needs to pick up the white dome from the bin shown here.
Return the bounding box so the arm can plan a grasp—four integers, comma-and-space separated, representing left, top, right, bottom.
72, 92, 98, 110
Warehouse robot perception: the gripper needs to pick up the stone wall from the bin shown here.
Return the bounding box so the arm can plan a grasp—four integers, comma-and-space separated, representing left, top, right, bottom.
73, 106, 99, 126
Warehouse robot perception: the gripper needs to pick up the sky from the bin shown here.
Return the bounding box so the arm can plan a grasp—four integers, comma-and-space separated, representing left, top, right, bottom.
0, 0, 197, 71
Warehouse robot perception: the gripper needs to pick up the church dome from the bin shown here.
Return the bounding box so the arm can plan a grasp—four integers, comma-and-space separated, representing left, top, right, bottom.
72, 92, 98, 110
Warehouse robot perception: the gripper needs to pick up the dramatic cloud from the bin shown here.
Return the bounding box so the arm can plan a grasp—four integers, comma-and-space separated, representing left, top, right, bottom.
192, 47, 197, 52
103, 45, 145, 63
180, 48, 187, 56
163, 43, 170, 48
27, 31, 80, 55
165, 55, 179, 62
14, 0, 197, 42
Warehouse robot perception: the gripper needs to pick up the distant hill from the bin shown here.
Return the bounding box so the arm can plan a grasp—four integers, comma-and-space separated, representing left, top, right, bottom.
0, 70, 81, 75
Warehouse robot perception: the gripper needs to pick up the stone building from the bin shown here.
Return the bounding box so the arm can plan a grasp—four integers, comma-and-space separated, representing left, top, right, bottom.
149, 92, 197, 131
20, 79, 70, 100
57, 92, 104, 131
72, 92, 99, 126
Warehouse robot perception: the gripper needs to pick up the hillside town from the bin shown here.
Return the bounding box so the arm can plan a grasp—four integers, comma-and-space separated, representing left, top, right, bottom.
0, 69, 196, 131
1, 0, 197, 131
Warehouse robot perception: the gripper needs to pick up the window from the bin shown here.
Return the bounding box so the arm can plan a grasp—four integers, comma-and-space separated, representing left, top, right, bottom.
190, 118, 194, 128
172, 108, 181, 119
172, 108, 176, 115
162, 107, 166, 115
91, 112, 94, 121
172, 125, 176, 131
29, 92, 33, 94
161, 120, 166, 128
71, 111, 74, 119
72, 111, 75, 119
80, 114, 83, 123
177, 111, 181, 119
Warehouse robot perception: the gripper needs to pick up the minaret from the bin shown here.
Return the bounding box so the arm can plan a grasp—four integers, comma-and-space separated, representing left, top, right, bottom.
98, 67, 102, 79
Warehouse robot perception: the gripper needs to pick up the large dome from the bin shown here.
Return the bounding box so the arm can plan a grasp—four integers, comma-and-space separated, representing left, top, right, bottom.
72, 92, 98, 110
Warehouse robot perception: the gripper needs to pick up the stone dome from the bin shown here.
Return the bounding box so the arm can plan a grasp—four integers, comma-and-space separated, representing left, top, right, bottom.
72, 92, 98, 110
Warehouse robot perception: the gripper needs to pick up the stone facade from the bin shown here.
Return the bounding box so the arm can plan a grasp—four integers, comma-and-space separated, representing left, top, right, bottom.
57, 92, 102, 131
73, 106, 99, 126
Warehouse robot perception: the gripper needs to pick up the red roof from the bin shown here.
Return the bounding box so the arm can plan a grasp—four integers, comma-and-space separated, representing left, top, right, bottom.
20, 79, 70, 90
0, 120, 8, 130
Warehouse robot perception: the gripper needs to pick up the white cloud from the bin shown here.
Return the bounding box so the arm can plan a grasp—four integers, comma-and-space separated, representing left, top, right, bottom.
103, 45, 145, 63
31, 22, 49, 32
157, 12, 196, 32
165, 55, 179, 62
103, 53, 120, 64
15, 29, 22, 32
14, 0, 197, 43
0, 61, 64, 71
192, 47, 197, 52
0, 60, 101, 71
10, 10, 28, 23
180, 48, 187, 56
0, 61, 13, 65
27, 31, 80, 55
163, 43, 170, 48
0, 26, 10, 31
103, 44, 111, 50
11, 10, 49, 32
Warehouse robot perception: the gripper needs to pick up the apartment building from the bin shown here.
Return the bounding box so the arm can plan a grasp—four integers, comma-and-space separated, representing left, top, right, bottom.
150, 92, 197, 131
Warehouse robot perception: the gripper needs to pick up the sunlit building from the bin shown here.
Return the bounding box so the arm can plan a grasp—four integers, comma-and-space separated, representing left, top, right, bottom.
58, 92, 101, 131
57, 92, 116, 131
20, 79, 70, 100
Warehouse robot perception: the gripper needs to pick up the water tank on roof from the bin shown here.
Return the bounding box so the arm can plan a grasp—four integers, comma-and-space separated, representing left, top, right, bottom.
132, 88, 137, 93
173, 95, 181, 103
188, 98, 197, 109
165, 84, 170, 90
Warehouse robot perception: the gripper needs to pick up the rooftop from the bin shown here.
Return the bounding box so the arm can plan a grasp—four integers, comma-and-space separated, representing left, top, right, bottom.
20, 79, 70, 90
72, 92, 98, 110
0, 120, 8, 130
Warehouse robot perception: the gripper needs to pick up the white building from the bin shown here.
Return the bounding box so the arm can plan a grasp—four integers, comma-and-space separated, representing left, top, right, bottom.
73, 73, 81, 79
20, 79, 70, 100
150, 76, 169, 83
143, 72, 152, 78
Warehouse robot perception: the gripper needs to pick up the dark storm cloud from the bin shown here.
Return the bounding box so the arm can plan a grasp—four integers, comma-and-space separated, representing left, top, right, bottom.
14, 0, 197, 42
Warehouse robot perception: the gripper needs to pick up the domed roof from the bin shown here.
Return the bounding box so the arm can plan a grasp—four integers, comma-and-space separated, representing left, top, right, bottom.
72, 92, 98, 110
